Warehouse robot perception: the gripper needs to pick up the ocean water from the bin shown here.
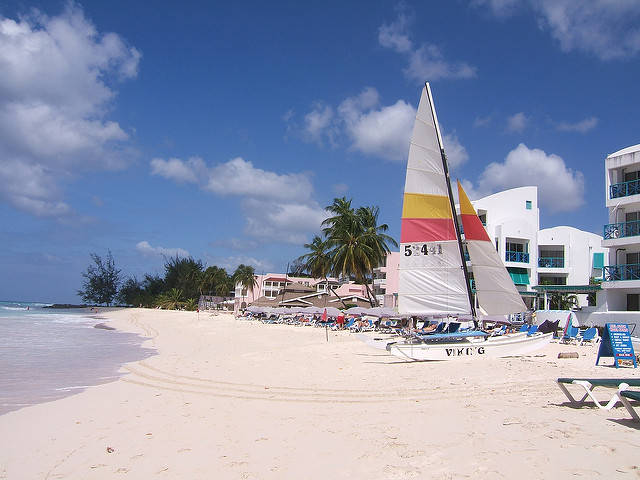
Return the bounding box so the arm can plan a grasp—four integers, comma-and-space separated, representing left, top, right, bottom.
0, 301, 155, 415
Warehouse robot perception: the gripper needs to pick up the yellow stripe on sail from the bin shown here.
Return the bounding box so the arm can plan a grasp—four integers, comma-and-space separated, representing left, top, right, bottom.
402, 193, 452, 219
457, 181, 476, 216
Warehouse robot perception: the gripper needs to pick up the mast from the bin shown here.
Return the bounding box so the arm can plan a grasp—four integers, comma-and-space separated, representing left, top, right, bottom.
424, 83, 477, 322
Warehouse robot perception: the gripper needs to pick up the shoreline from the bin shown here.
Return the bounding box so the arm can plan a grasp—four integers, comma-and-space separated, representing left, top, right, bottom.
1, 308, 638, 479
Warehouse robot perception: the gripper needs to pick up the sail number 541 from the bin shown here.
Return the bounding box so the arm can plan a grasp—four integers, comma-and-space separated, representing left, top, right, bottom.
404, 244, 443, 256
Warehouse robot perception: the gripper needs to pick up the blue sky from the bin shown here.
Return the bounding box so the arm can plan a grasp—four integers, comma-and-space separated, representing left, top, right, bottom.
1, 0, 639, 303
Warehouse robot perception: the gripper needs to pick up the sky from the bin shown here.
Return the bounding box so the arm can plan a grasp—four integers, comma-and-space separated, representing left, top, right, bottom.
1, 0, 640, 303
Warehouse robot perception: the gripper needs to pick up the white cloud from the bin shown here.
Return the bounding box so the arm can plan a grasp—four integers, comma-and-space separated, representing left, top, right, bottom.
378, 8, 476, 82
557, 116, 598, 133
205, 157, 314, 203
294, 87, 470, 163
302, 102, 337, 147
0, 4, 140, 219
506, 112, 528, 133
150, 156, 327, 244
340, 95, 415, 161
475, 143, 585, 213
135, 241, 190, 259
242, 198, 326, 244
404, 45, 477, 83
475, 0, 640, 60
150, 157, 205, 183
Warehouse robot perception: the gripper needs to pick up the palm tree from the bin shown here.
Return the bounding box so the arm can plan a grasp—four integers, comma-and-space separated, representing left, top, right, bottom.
156, 288, 185, 310
320, 198, 398, 306
233, 264, 258, 308
297, 235, 348, 308
200, 266, 231, 297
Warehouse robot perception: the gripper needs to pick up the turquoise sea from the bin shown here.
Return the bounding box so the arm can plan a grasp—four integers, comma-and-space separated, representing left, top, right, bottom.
0, 301, 154, 415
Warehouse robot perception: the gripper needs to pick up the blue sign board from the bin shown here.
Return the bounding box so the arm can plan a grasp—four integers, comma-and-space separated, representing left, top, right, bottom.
596, 323, 637, 368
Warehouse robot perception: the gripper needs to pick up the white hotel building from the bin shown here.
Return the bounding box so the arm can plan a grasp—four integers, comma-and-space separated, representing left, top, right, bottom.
591, 143, 640, 331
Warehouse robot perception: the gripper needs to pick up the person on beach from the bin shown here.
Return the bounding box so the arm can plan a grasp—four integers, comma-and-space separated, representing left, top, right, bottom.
336, 311, 345, 329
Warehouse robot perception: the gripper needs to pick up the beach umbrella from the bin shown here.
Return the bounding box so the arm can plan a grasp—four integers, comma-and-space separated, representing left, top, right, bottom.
345, 306, 367, 316
323, 306, 342, 317
301, 306, 323, 315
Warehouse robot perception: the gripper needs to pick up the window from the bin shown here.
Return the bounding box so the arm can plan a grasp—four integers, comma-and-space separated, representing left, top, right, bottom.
525, 200, 532, 210
592, 252, 604, 270
506, 242, 526, 253
624, 170, 640, 182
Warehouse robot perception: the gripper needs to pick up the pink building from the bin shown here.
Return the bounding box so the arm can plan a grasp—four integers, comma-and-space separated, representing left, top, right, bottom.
372, 252, 400, 308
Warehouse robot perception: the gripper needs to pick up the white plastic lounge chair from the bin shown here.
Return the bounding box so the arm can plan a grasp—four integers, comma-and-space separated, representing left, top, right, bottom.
619, 390, 640, 422
556, 377, 640, 409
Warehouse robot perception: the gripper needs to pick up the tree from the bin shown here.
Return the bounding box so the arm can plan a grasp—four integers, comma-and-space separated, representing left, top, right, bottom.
156, 288, 185, 310
200, 266, 232, 297
297, 235, 348, 308
233, 264, 258, 307
77, 251, 122, 306
320, 198, 397, 306
162, 255, 204, 300
118, 276, 145, 306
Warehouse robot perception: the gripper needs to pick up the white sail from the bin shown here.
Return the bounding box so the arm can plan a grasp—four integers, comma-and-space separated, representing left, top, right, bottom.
458, 181, 527, 315
398, 84, 471, 316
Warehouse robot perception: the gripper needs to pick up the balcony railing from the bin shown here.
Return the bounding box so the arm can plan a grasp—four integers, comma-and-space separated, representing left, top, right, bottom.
538, 257, 564, 268
505, 251, 529, 263
603, 263, 640, 281
610, 179, 640, 199
603, 220, 640, 239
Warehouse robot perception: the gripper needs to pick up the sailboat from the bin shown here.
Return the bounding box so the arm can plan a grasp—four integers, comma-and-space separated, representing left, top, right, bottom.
385, 83, 552, 361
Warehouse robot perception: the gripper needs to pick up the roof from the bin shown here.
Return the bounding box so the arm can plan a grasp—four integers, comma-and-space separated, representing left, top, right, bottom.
263, 276, 290, 283
532, 285, 601, 294
607, 144, 640, 158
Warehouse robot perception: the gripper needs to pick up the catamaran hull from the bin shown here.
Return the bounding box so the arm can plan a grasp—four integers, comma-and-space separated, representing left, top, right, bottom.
387, 332, 553, 361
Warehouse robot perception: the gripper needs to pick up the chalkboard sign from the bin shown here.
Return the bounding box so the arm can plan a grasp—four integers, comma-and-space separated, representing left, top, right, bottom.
596, 323, 637, 368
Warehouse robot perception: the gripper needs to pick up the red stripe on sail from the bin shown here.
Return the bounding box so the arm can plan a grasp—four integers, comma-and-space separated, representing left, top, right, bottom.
460, 214, 491, 242
401, 218, 457, 243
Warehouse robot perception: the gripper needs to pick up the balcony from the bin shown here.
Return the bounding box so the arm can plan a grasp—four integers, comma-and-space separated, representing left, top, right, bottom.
505, 251, 529, 263
603, 263, 640, 281
538, 257, 564, 268
610, 178, 640, 199
603, 220, 640, 240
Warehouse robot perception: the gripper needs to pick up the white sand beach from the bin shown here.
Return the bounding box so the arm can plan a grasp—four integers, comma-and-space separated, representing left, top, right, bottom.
1, 308, 639, 479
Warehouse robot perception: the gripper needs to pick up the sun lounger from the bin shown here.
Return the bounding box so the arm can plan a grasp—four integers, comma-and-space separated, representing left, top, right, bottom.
561, 325, 580, 344
619, 390, 640, 422
578, 327, 599, 345
556, 377, 640, 409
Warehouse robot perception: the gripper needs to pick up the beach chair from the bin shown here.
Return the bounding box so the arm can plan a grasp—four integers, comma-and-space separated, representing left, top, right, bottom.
527, 325, 539, 336
578, 327, 599, 345
561, 325, 580, 344
619, 390, 640, 422
519, 324, 530, 333
556, 377, 640, 410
